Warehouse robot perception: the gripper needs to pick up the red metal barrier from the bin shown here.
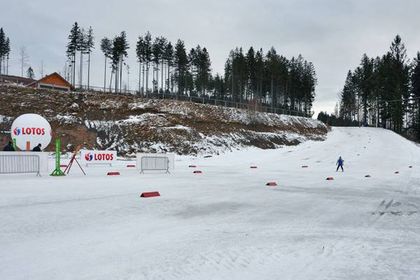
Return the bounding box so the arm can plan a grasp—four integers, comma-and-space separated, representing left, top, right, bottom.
140, 192, 160, 198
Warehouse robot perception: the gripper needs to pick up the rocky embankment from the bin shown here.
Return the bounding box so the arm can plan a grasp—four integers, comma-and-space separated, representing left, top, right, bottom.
0, 85, 328, 155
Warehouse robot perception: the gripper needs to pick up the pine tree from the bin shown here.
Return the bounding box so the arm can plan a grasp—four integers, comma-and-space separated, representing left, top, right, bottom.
231, 48, 247, 103
111, 31, 129, 93
266, 48, 281, 108
255, 49, 264, 103
224, 54, 233, 100
66, 22, 80, 86
163, 42, 174, 92
288, 57, 300, 111
158, 37, 167, 93
411, 52, 420, 138
246, 47, 257, 100
212, 74, 225, 100
100, 37, 113, 92
390, 35, 410, 132
77, 28, 86, 88
150, 36, 166, 93
340, 71, 357, 120
174, 39, 188, 96
188, 47, 197, 95
302, 61, 317, 115
0, 30, 10, 76
136, 36, 145, 94
85, 27, 94, 90
5, 37, 10, 75
143, 32, 152, 95
199, 47, 211, 96
0, 28, 5, 75
354, 54, 375, 125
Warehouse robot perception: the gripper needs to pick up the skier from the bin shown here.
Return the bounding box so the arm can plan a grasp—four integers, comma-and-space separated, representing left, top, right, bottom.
32, 143, 42, 152
3, 141, 15, 151
336, 156, 344, 172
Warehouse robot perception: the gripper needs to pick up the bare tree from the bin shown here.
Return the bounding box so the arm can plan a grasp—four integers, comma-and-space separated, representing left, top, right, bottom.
19, 47, 29, 77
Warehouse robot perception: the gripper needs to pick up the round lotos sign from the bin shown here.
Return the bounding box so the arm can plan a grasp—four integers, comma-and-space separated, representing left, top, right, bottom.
11, 114, 52, 151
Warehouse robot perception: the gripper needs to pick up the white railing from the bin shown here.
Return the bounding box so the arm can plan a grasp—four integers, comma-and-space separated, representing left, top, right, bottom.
136, 153, 175, 173
0, 152, 49, 176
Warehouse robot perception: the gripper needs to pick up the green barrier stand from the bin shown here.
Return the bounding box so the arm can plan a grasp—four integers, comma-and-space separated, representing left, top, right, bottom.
50, 138, 65, 176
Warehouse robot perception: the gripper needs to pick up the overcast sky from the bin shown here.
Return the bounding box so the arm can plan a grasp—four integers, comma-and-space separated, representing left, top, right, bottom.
3, 0, 420, 116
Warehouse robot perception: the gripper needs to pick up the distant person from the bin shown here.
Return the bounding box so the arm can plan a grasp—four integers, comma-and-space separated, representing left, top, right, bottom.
32, 143, 42, 152
3, 141, 15, 151
336, 156, 344, 172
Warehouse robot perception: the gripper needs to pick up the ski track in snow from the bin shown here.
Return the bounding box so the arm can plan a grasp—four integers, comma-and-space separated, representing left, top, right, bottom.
0, 127, 420, 280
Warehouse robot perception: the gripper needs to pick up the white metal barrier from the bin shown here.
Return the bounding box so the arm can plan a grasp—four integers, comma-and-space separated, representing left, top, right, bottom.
0, 152, 49, 176
136, 153, 175, 173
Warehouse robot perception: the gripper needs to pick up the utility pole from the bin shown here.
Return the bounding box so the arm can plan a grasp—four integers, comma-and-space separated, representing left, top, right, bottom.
40, 60, 44, 77
19, 47, 29, 77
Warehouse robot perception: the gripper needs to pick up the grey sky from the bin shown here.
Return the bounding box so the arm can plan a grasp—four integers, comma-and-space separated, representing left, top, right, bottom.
3, 0, 420, 116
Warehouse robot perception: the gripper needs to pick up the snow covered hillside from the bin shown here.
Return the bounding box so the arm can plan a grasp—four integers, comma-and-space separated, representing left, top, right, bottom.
1, 127, 419, 280
0, 86, 327, 155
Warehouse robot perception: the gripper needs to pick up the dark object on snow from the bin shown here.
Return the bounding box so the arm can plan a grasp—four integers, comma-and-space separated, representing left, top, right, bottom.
3, 141, 15, 151
336, 156, 344, 172
140, 192, 160, 198
32, 143, 42, 152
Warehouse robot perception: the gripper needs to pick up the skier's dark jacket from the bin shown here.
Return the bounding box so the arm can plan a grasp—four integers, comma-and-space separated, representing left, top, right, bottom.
32, 145, 41, 152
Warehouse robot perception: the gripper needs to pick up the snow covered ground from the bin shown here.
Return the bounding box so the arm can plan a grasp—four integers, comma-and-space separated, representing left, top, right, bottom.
1, 127, 419, 280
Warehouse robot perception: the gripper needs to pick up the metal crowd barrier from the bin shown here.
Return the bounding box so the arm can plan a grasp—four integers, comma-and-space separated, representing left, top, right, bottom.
140, 156, 170, 173
0, 154, 41, 176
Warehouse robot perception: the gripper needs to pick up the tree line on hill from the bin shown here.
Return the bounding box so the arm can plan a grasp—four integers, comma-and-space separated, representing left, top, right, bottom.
336, 35, 420, 139
66, 23, 95, 89
0, 28, 11, 76
65, 22, 317, 116
1, 23, 317, 117
317, 111, 359, 127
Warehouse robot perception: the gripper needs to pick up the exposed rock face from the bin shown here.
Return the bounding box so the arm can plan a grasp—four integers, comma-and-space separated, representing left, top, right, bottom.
0, 85, 328, 155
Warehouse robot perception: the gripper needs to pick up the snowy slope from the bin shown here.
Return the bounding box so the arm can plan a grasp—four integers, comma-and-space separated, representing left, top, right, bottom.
0, 127, 419, 279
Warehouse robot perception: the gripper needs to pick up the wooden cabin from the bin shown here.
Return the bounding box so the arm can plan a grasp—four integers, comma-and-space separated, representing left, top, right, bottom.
27, 72, 72, 91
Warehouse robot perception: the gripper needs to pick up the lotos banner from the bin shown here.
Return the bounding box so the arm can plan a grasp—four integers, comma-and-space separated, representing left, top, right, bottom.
80, 150, 117, 166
